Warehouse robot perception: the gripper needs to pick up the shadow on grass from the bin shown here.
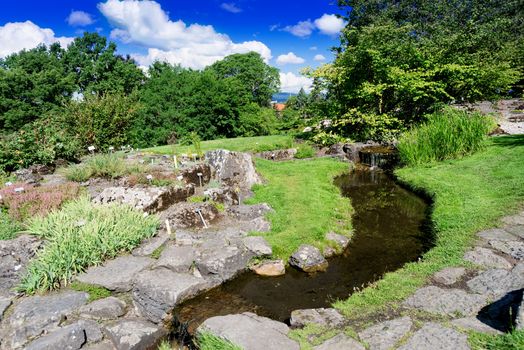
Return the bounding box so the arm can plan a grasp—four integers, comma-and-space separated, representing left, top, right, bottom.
492, 135, 524, 148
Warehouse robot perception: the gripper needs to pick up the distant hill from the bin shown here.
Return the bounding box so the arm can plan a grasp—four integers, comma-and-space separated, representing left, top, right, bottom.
272, 92, 297, 103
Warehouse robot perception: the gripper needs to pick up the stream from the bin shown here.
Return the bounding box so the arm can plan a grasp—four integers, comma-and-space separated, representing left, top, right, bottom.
172, 170, 432, 335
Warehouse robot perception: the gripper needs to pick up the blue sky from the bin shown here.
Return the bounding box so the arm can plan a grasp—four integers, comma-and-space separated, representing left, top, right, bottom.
0, 1, 346, 92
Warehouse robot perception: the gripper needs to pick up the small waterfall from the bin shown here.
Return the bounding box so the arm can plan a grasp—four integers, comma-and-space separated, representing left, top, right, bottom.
359, 146, 398, 170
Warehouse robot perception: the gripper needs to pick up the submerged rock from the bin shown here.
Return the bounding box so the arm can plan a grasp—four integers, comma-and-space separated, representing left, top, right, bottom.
289, 245, 328, 273
205, 150, 262, 190
251, 260, 285, 277
290, 308, 344, 328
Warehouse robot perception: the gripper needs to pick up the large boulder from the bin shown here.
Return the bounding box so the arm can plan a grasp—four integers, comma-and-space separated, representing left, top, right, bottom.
205, 150, 262, 190
289, 245, 328, 273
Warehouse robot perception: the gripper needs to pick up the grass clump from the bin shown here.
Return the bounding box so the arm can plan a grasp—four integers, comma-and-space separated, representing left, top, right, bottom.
69, 281, 111, 302
63, 153, 149, 182
294, 143, 316, 159
0, 209, 22, 240
19, 196, 159, 294
196, 332, 242, 350
247, 158, 352, 259
470, 329, 524, 350
335, 135, 524, 317
397, 107, 495, 166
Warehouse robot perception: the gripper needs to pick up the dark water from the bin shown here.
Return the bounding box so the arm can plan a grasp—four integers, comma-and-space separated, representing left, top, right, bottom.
173, 170, 431, 332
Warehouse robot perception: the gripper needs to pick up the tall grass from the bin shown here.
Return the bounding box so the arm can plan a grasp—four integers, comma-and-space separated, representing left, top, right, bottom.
397, 107, 495, 166
63, 153, 149, 182
197, 332, 242, 350
19, 196, 159, 294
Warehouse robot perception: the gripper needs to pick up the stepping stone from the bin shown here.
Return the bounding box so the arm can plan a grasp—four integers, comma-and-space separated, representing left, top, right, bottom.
242, 236, 272, 256
154, 245, 195, 273
313, 333, 365, 350
452, 317, 502, 335
466, 269, 518, 298
502, 214, 524, 226
504, 225, 524, 239
25, 323, 86, 350
325, 232, 350, 251
79, 297, 126, 320
197, 312, 300, 350
76, 256, 154, 292
489, 240, 524, 260
289, 245, 328, 273
290, 308, 345, 328
398, 323, 469, 350
252, 260, 286, 277
196, 239, 254, 282
403, 286, 487, 316
104, 319, 167, 350
432, 267, 466, 285
478, 228, 518, 241
463, 247, 512, 269
132, 232, 170, 256
358, 316, 412, 350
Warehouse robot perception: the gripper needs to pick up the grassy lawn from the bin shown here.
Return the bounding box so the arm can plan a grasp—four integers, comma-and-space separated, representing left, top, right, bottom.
246, 158, 352, 260
144, 135, 293, 155
334, 135, 524, 318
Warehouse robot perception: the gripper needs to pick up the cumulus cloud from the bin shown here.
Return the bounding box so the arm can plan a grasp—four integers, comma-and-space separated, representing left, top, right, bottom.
67, 10, 95, 27
220, 3, 242, 13
314, 54, 326, 61
276, 52, 305, 65
314, 14, 345, 35
0, 21, 73, 58
279, 72, 313, 93
282, 20, 315, 38
98, 0, 272, 69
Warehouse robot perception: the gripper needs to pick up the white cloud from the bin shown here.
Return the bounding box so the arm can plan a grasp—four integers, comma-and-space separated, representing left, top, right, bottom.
314, 14, 345, 35
314, 54, 326, 61
280, 72, 313, 93
276, 52, 305, 65
309, 46, 318, 51
0, 21, 73, 58
67, 10, 95, 27
98, 0, 272, 70
282, 20, 315, 38
220, 3, 242, 13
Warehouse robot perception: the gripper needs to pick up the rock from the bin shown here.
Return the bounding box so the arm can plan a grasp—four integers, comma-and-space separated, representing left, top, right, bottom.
76, 256, 153, 292
77, 320, 104, 343
323, 246, 337, 258
132, 268, 210, 323
82, 340, 115, 350
227, 204, 272, 221
154, 245, 195, 273
325, 232, 350, 252
3, 291, 88, 349
303, 127, 313, 133
93, 186, 194, 213
197, 312, 299, 350
180, 163, 212, 186
432, 267, 466, 285
403, 286, 487, 316
478, 228, 518, 241
451, 317, 502, 335
167, 202, 219, 229
205, 150, 262, 190
204, 187, 239, 205
196, 241, 254, 282
243, 236, 272, 256
516, 298, 524, 330
25, 323, 86, 350
463, 247, 513, 269
398, 323, 469, 350
289, 245, 328, 273
104, 319, 167, 350
14, 164, 53, 184
489, 240, 524, 260
132, 233, 170, 257
0, 234, 42, 297
79, 297, 126, 320
477, 290, 522, 332
358, 317, 412, 350
313, 334, 365, 350
251, 260, 285, 277
240, 217, 271, 232
0, 297, 12, 321
502, 214, 524, 226
467, 269, 520, 298
257, 149, 297, 161
289, 308, 344, 328
504, 225, 524, 239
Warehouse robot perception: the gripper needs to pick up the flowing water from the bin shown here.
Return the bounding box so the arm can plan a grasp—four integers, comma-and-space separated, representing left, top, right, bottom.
173, 170, 432, 334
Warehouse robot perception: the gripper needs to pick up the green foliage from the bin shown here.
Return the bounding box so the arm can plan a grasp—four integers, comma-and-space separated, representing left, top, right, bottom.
189, 132, 203, 158
156, 341, 172, 350
294, 143, 315, 159
470, 329, 524, 350
397, 108, 495, 165
197, 332, 242, 350
63, 153, 148, 182
19, 196, 159, 293
238, 103, 278, 136
150, 245, 165, 260
0, 210, 22, 240
69, 281, 111, 302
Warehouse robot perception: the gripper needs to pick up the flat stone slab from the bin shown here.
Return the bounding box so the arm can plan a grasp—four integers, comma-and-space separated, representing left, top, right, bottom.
452, 317, 502, 335
358, 316, 412, 350
104, 319, 167, 350
79, 297, 126, 320
398, 323, 469, 350
489, 240, 524, 260
478, 228, 518, 241
242, 236, 272, 256
82, 340, 114, 350
197, 312, 299, 350
132, 233, 170, 256
466, 269, 518, 298
154, 245, 195, 273
289, 245, 328, 273
502, 214, 524, 226
196, 240, 254, 282
432, 267, 466, 285
76, 256, 153, 292
504, 225, 524, 239
133, 268, 211, 323
464, 247, 512, 269
313, 334, 365, 350
290, 308, 345, 328
25, 323, 86, 350
252, 260, 285, 276
403, 286, 487, 316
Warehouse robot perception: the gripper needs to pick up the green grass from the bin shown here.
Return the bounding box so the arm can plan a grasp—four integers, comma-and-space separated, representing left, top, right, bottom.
62, 153, 149, 182
19, 196, 159, 294
145, 135, 293, 155
69, 281, 111, 302
247, 158, 352, 259
470, 329, 524, 349
397, 107, 495, 166
0, 209, 22, 240
196, 332, 242, 350
334, 135, 524, 317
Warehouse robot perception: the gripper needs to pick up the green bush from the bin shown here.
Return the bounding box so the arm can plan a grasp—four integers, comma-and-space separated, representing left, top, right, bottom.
397, 108, 495, 166
19, 196, 159, 293
295, 143, 315, 159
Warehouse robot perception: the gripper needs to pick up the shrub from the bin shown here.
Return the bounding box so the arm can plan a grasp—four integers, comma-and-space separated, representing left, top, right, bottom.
295, 143, 316, 159
397, 107, 496, 166
19, 196, 159, 293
